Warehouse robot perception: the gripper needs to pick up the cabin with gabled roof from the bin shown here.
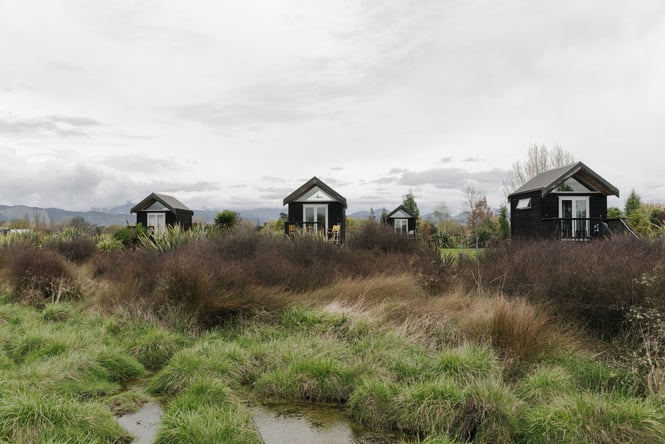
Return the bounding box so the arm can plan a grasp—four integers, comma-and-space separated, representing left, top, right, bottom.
508, 162, 620, 240
130, 192, 193, 233
386, 204, 417, 236
283, 176, 347, 243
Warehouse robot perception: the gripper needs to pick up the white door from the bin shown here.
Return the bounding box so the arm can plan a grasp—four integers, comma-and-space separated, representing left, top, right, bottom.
559, 197, 589, 239
394, 219, 408, 235
303, 205, 327, 234
147, 213, 166, 234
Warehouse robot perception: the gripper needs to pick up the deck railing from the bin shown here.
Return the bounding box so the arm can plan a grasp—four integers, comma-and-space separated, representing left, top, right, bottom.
284, 222, 342, 243
540, 217, 625, 240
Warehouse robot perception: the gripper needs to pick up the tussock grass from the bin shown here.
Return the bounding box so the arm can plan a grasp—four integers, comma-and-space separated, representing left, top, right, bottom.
125, 324, 184, 371
148, 336, 249, 396
515, 365, 576, 403
434, 344, 500, 382
520, 392, 665, 444
156, 402, 261, 444
0, 392, 130, 443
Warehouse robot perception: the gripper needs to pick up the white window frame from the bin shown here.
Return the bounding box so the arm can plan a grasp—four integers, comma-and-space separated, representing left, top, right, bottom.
516, 198, 531, 210
558, 196, 589, 239
394, 218, 409, 235
303, 204, 328, 234
147, 212, 166, 234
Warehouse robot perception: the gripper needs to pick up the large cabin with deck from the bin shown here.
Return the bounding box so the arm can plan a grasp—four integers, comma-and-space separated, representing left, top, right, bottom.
508, 162, 620, 240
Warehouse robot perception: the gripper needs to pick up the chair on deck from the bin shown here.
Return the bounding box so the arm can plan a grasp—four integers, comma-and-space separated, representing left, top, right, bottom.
329, 224, 340, 244
287, 224, 297, 238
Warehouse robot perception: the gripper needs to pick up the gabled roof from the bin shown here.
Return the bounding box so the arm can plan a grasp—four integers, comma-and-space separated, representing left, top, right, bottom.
386, 204, 417, 219
282, 176, 347, 208
130, 192, 193, 214
508, 161, 620, 198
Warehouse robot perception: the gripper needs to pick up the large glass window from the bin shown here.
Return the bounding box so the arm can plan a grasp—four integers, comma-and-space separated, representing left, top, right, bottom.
303, 205, 327, 234
394, 218, 408, 235
559, 197, 589, 239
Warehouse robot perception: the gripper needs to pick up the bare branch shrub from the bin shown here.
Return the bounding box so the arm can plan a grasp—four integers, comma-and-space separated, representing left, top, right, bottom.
7, 248, 79, 302
461, 238, 665, 337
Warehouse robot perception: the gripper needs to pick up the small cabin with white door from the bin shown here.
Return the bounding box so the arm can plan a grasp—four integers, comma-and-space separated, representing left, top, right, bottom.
283, 176, 347, 242
386, 205, 417, 236
508, 162, 619, 240
130, 193, 193, 234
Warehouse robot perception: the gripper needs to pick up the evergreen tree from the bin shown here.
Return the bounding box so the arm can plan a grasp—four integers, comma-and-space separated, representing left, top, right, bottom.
402, 189, 420, 219
624, 189, 642, 217
380, 208, 388, 225
498, 204, 510, 240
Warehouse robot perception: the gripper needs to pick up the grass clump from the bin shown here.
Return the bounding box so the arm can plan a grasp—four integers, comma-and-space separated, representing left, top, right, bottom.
0, 392, 130, 443
125, 323, 185, 371
434, 344, 500, 382
154, 369, 261, 443
520, 393, 665, 444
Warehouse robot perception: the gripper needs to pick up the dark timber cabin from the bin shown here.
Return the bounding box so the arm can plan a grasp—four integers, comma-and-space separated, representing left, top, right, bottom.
386, 205, 417, 236
130, 192, 193, 233
508, 162, 620, 240
283, 176, 347, 243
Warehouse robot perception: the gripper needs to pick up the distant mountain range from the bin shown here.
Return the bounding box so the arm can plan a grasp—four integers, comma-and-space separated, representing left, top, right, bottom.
0, 204, 286, 228
0, 205, 471, 228
348, 209, 470, 224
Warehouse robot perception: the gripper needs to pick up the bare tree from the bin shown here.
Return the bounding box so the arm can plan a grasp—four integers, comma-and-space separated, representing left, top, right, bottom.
464, 186, 496, 248
503, 144, 575, 196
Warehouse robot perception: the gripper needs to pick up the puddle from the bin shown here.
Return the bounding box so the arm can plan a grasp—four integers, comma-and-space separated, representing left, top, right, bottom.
251, 402, 398, 444
116, 402, 163, 444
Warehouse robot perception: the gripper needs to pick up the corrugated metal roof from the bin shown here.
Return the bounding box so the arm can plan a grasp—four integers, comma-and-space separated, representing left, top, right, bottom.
508, 161, 619, 198
130, 192, 193, 214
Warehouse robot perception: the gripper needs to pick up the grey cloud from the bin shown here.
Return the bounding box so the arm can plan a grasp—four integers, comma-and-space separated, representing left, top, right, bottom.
0, 115, 100, 137
375, 167, 509, 191
0, 159, 218, 211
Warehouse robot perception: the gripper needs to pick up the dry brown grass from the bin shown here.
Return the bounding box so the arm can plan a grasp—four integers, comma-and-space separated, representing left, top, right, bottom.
296, 276, 582, 365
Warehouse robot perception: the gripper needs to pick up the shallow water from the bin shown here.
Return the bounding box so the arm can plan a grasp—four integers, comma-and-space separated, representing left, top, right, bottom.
116, 402, 163, 444
251, 402, 397, 444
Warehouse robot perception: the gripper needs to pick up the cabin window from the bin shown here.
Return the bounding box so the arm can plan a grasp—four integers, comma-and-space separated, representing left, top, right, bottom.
555, 178, 590, 193
147, 213, 166, 234
559, 196, 590, 240
516, 198, 531, 210
303, 205, 328, 234
394, 218, 408, 235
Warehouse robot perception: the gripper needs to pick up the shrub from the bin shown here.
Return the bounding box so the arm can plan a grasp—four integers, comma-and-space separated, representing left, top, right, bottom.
96, 234, 124, 252
112, 223, 149, 247
347, 222, 420, 254
464, 238, 665, 337
49, 237, 97, 263
7, 248, 78, 302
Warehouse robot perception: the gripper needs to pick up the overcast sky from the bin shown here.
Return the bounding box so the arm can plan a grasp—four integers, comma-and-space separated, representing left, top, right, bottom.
1, 1, 664, 215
